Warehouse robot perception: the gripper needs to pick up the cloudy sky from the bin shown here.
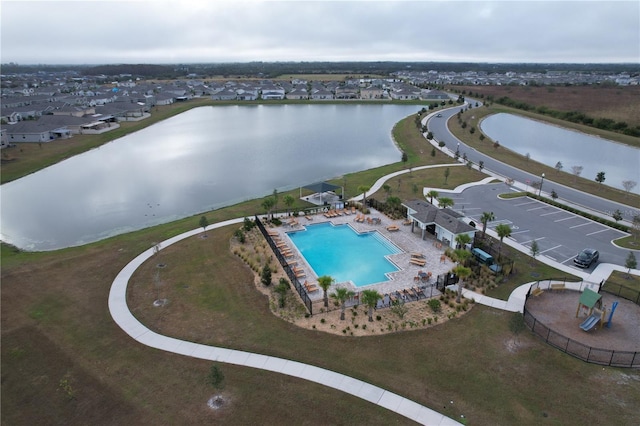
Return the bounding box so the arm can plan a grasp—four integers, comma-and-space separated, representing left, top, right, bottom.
2, 0, 638, 65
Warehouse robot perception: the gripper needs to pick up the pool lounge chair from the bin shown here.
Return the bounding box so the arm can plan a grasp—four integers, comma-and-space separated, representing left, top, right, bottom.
410, 258, 426, 266
386, 224, 400, 232
304, 281, 318, 292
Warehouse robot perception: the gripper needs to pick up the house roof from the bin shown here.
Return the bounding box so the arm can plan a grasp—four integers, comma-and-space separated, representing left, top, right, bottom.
403, 199, 475, 235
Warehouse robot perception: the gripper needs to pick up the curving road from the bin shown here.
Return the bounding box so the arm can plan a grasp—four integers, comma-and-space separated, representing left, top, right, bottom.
426, 103, 639, 222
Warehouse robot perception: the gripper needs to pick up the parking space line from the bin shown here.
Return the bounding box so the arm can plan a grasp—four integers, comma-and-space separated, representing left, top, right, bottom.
514, 201, 537, 207
586, 229, 608, 236
526, 206, 546, 211
569, 222, 591, 229
521, 237, 545, 245
554, 216, 578, 223
540, 244, 562, 254
561, 255, 576, 264
511, 229, 530, 235
540, 210, 563, 216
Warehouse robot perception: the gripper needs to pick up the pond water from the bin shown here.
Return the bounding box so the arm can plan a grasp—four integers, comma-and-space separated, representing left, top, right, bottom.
480, 113, 640, 193
1, 104, 424, 251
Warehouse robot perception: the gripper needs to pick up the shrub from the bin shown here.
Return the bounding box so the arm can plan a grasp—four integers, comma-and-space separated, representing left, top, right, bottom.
427, 298, 442, 313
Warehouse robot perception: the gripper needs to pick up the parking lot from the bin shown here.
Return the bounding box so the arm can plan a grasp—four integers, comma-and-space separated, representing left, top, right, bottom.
446, 184, 629, 270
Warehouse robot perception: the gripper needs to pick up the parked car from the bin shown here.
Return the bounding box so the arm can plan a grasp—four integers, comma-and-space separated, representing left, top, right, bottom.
574, 248, 599, 268
436, 113, 442, 117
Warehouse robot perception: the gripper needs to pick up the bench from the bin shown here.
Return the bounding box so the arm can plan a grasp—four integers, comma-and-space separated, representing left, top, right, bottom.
550, 283, 566, 292
410, 258, 426, 267
531, 287, 544, 297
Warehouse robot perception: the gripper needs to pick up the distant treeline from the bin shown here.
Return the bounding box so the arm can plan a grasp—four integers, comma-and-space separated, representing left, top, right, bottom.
2, 61, 638, 79
490, 95, 640, 137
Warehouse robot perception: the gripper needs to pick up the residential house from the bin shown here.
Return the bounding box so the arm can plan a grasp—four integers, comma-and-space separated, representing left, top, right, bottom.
360, 86, 385, 99
285, 87, 308, 100
310, 88, 334, 100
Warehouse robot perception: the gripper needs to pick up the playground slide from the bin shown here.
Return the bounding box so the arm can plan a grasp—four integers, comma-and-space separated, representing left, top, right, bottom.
580, 313, 600, 331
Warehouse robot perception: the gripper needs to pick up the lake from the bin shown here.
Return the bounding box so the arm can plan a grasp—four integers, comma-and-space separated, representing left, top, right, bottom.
1, 104, 425, 251
480, 113, 640, 193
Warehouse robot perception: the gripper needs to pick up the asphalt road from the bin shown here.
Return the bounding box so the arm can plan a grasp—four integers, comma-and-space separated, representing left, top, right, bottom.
427, 103, 639, 222
425, 104, 638, 269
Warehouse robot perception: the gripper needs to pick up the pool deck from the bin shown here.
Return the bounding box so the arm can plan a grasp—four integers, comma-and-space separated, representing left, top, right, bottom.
267, 208, 454, 302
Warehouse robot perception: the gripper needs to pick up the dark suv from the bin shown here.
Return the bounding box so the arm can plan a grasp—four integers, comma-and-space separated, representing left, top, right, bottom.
574, 248, 599, 268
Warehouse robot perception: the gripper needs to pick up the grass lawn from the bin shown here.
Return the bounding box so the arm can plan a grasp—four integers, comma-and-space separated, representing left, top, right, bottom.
2, 92, 640, 425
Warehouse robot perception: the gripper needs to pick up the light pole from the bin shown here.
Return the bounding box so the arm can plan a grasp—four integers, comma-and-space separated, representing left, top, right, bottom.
539, 173, 545, 196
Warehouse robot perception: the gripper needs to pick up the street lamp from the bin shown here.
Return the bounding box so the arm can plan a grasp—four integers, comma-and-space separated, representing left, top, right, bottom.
539, 173, 545, 196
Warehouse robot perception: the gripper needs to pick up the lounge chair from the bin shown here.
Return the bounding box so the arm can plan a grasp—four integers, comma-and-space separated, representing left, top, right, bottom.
267, 230, 279, 236
386, 225, 399, 232
304, 281, 318, 292
351, 207, 357, 214
357, 215, 365, 223
403, 219, 412, 226
410, 258, 426, 266
411, 252, 425, 259
305, 215, 313, 220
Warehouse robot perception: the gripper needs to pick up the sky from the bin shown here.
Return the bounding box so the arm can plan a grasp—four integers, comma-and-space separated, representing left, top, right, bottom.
1, 0, 639, 65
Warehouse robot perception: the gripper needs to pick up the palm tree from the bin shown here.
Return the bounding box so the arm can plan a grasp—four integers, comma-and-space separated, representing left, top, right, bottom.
357, 185, 371, 209
261, 197, 275, 220
437, 196, 454, 209
426, 189, 439, 204
317, 275, 334, 308
361, 289, 382, 322
283, 194, 295, 216
480, 211, 495, 239
495, 223, 512, 259
452, 265, 472, 303
331, 287, 355, 320
455, 233, 472, 250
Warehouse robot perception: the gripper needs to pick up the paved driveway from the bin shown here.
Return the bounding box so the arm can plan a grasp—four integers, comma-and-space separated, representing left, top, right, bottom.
443, 183, 629, 270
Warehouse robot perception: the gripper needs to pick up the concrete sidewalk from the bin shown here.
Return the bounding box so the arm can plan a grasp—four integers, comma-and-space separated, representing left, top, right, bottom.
108, 217, 462, 426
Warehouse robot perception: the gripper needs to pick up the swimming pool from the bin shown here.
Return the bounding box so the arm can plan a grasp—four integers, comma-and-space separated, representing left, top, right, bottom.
287, 222, 401, 287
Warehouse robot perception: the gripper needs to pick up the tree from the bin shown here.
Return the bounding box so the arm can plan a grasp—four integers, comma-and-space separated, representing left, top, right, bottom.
261, 197, 275, 220
571, 165, 583, 182
622, 180, 637, 196
390, 299, 409, 319
261, 264, 272, 287
401, 151, 408, 165
595, 171, 606, 186
625, 252, 637, 278
199, 215, 209, 236
412, 183, 419, 197
495, 223, 512, 259
453, 248, 471, 267
331, 287, 355, 320
554, 161, 563, 174
530, 239, 540, 260
272, 189, 279, 211
452, 265, 472, 303
283, 194, 295, 216
317, 275, 334, 308
274, 278, 290, 308
382, 184, 391, 198
386, 196, 402, 213
612, 209, 623, 223
455, 233, 472, 250
426, 190, 439, 204
632, 215, 640, 242
437, 196, 454, 209
357, 185, 371, 208
361, 289, 382, 322
443, 167, 450, 184
480, 211, 495, 239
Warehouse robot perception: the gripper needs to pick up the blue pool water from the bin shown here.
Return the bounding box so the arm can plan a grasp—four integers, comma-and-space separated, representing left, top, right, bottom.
287, 222, 401, 287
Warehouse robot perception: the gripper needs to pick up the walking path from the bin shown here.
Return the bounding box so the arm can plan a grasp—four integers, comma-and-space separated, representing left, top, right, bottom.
109, 218, 462, 426
109, 169, 638, 425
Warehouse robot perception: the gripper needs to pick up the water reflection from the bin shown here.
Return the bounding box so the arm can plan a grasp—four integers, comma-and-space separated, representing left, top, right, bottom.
1, 104, 423, 251
480, 113, 640, 193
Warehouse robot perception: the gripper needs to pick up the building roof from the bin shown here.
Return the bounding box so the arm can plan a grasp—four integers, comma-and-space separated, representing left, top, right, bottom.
403, 199, 475, 235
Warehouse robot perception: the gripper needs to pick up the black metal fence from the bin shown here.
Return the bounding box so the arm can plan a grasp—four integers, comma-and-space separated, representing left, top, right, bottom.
601, 282, 640, 306
255, 215, 314, 315
523, 279, 639, 368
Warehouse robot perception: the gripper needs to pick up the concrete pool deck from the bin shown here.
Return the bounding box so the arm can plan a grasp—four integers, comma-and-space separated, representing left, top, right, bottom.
266, 208, 455, 300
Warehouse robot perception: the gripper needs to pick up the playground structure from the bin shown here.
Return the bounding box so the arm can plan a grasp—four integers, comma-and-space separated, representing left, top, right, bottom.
576, 288, 618, 332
